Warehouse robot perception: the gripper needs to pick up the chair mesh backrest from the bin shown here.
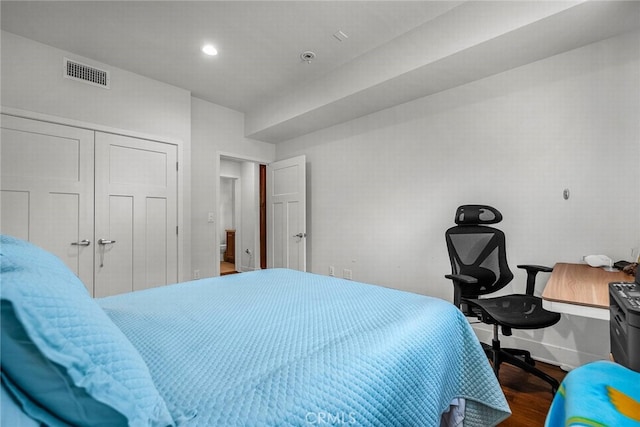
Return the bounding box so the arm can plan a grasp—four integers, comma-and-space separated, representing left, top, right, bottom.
445, 206, 514, 297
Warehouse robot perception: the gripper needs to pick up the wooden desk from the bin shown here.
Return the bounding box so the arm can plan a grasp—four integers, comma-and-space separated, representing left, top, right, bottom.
542, 263, 632, 320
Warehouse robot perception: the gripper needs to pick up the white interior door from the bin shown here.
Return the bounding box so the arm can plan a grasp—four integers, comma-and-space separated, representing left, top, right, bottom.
267, 155, 306, 271
94, 132, 178, 297
0, 115, 95, 294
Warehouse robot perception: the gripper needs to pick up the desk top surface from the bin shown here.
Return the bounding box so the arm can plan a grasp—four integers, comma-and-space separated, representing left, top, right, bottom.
542, 263, 633, 309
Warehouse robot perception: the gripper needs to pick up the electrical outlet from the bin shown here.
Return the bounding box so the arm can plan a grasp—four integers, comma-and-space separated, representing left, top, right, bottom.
207, 212, 215, 223
343, 269, 352, 280
329, 266, 335, 276
193, 269, 200, 279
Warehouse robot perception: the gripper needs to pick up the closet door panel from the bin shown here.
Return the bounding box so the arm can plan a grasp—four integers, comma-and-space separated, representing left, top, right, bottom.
94, 132, 178, 297
0, 115, 95, 294
145, 197, 169, 289
1, 190, 29, 240
95, 195, 135, 297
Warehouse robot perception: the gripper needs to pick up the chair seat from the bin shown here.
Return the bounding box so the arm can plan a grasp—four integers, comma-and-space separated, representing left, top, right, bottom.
465, 294, 561, 329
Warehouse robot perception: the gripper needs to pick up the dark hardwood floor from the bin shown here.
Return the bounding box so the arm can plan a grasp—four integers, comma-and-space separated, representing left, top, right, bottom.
497, 361, 567, 426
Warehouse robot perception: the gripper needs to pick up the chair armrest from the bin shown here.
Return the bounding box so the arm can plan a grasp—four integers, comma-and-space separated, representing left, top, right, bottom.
445, 274, 478, 284
445, 274, 478, 307
517, 264, 553, 273
517, 264, 553, 295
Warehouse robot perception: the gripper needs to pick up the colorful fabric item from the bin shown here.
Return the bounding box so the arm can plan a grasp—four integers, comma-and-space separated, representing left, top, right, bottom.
545, 360, 640, 427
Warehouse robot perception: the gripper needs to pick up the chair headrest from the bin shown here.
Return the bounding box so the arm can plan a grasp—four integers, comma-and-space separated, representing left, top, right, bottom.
454, 205, 503, 225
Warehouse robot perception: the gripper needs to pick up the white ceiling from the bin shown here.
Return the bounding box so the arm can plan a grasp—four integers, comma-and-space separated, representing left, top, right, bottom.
2, 1, 640, 143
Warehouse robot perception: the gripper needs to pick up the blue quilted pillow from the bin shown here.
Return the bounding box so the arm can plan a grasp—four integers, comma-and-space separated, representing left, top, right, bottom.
0, 235, 174, 427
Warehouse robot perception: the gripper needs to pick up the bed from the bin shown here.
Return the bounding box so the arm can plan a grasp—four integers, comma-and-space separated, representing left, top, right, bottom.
1, 235, 510, 426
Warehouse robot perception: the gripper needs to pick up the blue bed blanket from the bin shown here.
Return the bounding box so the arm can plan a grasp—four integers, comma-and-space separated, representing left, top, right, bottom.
99, 269, 510, 426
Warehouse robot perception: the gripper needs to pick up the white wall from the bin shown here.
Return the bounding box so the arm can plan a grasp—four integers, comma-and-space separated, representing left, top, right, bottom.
1, 31, 193, 282
276, 31, 640, 368
1, 31, 191, 144
191, 97, 275, 279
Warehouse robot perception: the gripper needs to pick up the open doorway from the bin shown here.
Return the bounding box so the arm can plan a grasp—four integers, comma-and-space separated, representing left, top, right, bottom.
217, 155, 267, 275
219, 175, 239, 275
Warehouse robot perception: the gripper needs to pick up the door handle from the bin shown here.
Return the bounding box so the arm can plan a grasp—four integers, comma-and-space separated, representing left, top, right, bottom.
293, 233, 306, 238
71, 239, 91, 246
98, 239, 115, 268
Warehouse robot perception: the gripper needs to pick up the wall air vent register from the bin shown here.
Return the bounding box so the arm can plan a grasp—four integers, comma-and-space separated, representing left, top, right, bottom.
64, 58, 110, 89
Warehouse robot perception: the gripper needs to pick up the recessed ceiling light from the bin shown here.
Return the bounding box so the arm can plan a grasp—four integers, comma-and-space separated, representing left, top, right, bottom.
202, 44, 218, 56
300, 51, 316, 63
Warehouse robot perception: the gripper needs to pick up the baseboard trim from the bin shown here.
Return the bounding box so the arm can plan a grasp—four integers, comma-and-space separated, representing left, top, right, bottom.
472, 325, 606, 371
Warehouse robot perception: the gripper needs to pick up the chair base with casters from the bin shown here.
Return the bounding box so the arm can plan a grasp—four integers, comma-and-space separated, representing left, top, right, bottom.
445, 205, 561, 394
482, 325, 560, 394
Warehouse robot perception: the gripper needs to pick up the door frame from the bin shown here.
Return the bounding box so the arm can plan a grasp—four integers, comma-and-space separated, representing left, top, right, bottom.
260, 165, 267, 269
2, 106, 189, 283
216, 151, 271, 276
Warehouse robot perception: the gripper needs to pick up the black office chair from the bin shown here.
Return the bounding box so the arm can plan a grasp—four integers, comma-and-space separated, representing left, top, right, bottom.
445, 205, 561, 393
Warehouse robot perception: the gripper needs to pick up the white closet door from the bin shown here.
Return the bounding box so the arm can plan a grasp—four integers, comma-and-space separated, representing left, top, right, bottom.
0, 115, 95, 294
94, 132, 178, 297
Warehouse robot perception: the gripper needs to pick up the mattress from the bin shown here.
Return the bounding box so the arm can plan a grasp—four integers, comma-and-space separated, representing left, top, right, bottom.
99, 268, 510, 426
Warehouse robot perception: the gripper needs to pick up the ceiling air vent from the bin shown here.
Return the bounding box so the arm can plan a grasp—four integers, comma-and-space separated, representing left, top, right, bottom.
64, 58, 110, 89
